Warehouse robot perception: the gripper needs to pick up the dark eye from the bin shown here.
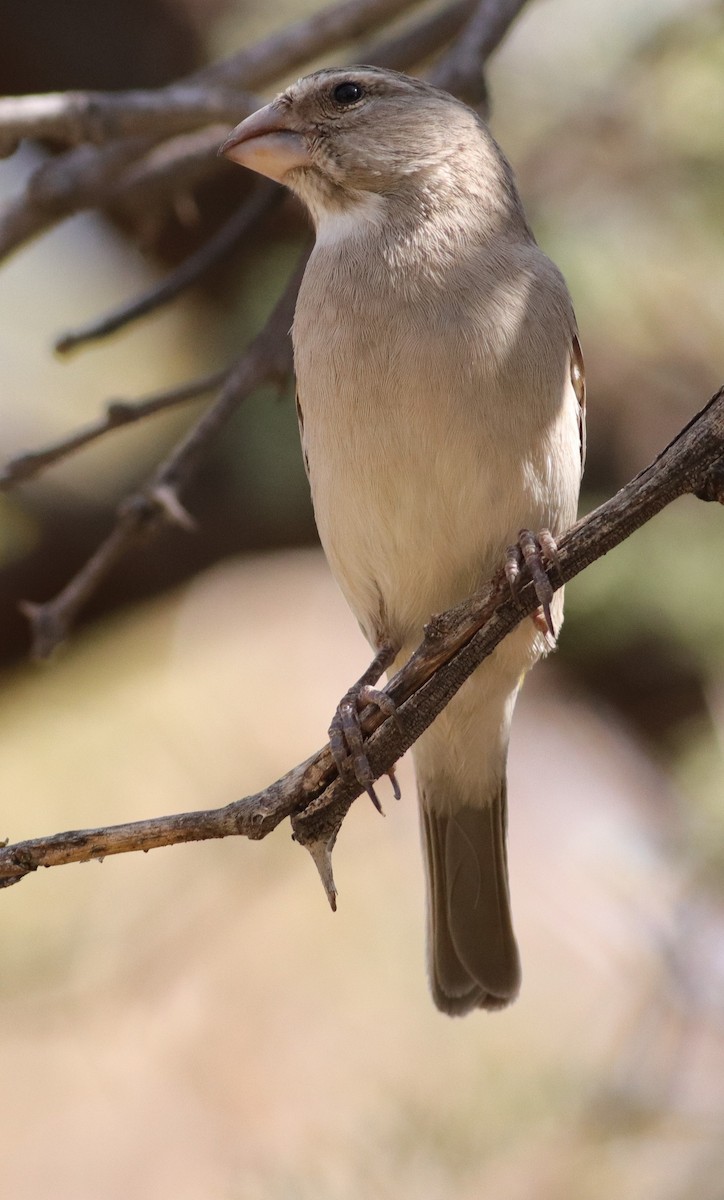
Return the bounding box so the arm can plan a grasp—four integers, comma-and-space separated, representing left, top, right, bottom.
332, 81, 364, 106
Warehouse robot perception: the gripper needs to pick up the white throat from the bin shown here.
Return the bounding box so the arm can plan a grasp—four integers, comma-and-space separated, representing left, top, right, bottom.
313, 193, 386, 247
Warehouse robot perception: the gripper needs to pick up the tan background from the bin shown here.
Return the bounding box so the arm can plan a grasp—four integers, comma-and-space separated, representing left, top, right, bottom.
1, 0, 724, 1196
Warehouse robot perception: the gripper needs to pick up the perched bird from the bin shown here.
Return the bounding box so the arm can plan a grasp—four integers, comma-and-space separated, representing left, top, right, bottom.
220, 67, 585, 1015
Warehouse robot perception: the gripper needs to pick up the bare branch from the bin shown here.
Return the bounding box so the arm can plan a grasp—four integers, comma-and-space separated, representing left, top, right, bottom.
113, 0, 529, 204
0, 0, 422, 154
429, 0, 533, 103
0, 122, 253, 266
0, 136, 151, 263
205, 0, 425, 90
18, 501, 160, 659
0, 369, 230, 490
2, 389, 722, 886
110, 124, 232, 200
54, 180, 282, 353
0, 0, 429, 258
0, 87, 254, 154
0, 0, 529, 266
364, 0, 477, 72
16, 248, 309, 659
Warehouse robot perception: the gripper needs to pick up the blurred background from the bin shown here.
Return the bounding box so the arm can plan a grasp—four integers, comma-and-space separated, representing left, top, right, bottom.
1, 0, 724, 1196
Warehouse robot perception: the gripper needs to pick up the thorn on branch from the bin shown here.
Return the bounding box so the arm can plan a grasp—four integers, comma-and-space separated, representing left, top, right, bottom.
146, 484, 197, 531
293, 825, 340, 912
17, 600, 66, 663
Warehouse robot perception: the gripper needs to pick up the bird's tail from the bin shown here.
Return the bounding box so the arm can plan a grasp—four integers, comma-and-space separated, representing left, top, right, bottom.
419, 773, 521, 1015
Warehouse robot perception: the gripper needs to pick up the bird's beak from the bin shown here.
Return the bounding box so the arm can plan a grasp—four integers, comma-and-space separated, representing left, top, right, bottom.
219, 103, 311, 182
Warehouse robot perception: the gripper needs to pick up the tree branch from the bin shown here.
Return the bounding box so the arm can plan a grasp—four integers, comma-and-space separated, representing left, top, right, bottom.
0, 0, 528, 267
363, 0, 477, 71
204, 0, 423, 90
41, 2, 492, 354
53, 180, 282, 353
2, 388, 722, 891
16, 248, 309, 659
0, 136, 151, 264
0, 368, 230, 490
0, 122, 247, 265
429, 0, 532, 104
0, 0, 421, 153
0, 87, 254, 156
0, 1, 540, 655
0, 0, 420, 256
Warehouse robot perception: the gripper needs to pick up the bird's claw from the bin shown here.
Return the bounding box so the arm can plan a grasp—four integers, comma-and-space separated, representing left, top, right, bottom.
329, 685, 402, 812
505, 528, 559, 641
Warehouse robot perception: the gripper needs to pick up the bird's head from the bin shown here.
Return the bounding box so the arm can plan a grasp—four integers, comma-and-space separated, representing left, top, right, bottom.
219, 67, 485, 225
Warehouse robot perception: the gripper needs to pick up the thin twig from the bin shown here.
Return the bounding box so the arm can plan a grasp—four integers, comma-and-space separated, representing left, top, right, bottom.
18, 249, 309, 659
54, 180, 282, 354
0, 369, 230, 490
1, 389, 722, 888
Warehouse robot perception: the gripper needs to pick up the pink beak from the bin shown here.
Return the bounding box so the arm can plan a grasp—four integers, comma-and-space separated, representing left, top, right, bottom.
219, 103, 311, 182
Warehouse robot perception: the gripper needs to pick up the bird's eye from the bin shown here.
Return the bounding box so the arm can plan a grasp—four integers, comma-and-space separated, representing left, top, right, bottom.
332, 81, 364, 106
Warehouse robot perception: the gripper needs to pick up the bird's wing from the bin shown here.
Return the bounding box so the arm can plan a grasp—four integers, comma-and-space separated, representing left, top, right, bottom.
571, 333, 586, 472
295, 388, 310, 480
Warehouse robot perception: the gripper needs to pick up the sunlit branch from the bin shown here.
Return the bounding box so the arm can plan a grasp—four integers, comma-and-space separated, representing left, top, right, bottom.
1, 388, 722, 892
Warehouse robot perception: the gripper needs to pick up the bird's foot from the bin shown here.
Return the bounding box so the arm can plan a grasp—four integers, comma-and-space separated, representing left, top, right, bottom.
505, 528, 560, 643
329, 682, 402, 813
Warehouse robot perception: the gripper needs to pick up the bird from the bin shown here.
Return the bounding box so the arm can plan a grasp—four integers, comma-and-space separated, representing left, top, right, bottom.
220, 66, 585, 1015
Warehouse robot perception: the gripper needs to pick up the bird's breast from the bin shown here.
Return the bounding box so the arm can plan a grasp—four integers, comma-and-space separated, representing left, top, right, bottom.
293, 244, 580, 649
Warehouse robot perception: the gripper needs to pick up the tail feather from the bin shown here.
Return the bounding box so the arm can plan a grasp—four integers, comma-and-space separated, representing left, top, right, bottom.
421, 779, 521, 1015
